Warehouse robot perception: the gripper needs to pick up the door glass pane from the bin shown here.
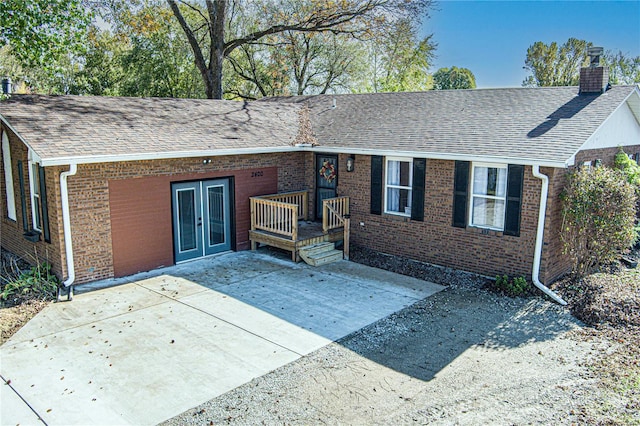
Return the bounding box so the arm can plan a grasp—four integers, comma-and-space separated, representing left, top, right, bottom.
178, 189, 197, 252
208, 186, 225, 246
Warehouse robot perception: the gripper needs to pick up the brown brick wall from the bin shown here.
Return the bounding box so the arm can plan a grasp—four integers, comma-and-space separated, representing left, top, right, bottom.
0, 127, 65, 279
543, 144, 640, 282
539, 167, 572, 283
64, 152, 307, 283
575, 145, 640, 167
579, 67, 609, 94
337, 156, 542, 279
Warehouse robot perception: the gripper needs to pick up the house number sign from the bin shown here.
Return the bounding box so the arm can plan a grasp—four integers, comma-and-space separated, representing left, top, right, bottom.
251, 171, 264, 178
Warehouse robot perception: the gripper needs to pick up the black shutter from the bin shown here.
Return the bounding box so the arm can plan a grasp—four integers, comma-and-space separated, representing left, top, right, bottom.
370, 155, 383, 215
504, 164, 524, 237
17, 160, 28, 231
411, 158, 426, 221
38, 166, 50, 243
452, 161, 469, 228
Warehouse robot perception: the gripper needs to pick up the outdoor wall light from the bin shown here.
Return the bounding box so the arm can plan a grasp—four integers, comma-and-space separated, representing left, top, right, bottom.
346, 155, 355, 172
203, 159, 211, 164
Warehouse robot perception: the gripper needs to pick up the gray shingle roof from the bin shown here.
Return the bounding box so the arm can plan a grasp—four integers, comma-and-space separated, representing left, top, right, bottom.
1, 86, 638, 168
268, 85, 639, 166
0, 95, 301, 165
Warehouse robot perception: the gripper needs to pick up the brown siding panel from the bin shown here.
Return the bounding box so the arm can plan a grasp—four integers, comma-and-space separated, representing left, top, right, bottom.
104, 161, 283, 280
109, 177, 173, 277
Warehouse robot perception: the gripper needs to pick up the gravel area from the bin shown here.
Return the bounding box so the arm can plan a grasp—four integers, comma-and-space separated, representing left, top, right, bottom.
162, 249, 604, 425
349, 245, 491, 288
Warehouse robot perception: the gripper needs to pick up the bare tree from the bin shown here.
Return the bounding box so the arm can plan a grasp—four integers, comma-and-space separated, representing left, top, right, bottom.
167, 0, 432, 99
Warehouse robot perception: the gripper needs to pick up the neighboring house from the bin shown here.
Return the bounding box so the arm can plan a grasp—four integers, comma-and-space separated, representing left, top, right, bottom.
1, 65, 639, 298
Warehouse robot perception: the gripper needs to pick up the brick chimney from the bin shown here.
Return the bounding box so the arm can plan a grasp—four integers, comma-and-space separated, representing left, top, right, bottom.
579, 47, 609, 94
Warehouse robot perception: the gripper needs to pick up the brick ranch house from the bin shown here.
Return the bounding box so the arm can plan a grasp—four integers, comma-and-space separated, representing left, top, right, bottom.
1, 66, 639, 303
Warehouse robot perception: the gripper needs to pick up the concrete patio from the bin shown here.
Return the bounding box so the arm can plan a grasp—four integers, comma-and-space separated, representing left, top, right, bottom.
1, 251, 443, 425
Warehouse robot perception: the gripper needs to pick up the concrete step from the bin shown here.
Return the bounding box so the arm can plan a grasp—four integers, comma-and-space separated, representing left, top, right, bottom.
303, 249, 344, 267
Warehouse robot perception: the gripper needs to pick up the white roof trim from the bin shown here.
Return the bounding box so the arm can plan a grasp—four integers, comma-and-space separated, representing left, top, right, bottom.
0, 114, 40, 161
39, 144, 569, 168
39, 146, 299, 167
305, 146, 569, 168
574, 87, 640, 156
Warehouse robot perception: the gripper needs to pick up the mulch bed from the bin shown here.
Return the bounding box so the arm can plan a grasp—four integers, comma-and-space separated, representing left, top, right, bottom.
553, 246, 640, 329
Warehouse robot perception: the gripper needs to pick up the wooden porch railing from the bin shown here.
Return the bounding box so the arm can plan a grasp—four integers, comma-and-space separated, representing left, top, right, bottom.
250, 190, 308, 241
258, 190, 308, 221
323, 196, 351, 260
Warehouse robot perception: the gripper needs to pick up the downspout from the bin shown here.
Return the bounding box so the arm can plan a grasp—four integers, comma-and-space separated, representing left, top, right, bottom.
57, 164, 77, 301
532, 165, 567, 306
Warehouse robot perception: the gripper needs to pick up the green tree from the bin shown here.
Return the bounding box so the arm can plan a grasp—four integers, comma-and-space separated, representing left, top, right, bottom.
70, 28, 129, 96
561, 166, 637, 278
362, 18, 435, 93
522, 38, 591, 87
166, 0, 434, 99
0, 0, 91, 73
604, 50, 640, 85
432, 66, 476, 90
118, 4, 205, 98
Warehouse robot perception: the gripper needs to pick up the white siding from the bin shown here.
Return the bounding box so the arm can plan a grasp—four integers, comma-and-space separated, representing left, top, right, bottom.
581, 100, 640, 150
1, 131, 17, 221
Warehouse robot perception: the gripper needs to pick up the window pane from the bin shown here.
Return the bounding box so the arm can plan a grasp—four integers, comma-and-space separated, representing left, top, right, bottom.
207, 186, 225, 246
178, 190, 197, 252
473, 166, 506, 197
399, 161, 410, 186
387, 160, 400, 185
387, 160, 411, 186
32, 164, 40, 196
33, 196, 41, 229
386, 188, 412, 214
472, 198, 505, 229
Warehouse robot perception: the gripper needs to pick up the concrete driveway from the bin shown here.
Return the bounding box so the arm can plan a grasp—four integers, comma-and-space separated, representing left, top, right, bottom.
0, 251, 443, 425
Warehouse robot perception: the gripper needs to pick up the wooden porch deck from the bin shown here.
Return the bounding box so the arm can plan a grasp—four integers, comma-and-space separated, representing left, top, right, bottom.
249, 190, 350, 262
249, 221, 344, 262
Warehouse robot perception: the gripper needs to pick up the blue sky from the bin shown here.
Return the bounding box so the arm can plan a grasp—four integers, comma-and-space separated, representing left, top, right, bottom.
423, 0, 640, 88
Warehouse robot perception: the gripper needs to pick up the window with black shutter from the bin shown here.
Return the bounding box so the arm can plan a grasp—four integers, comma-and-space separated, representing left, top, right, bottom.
504, 165, 524, 236
370, 156, 383, 215
411, 158, 426, 221
452, 161, 469, 228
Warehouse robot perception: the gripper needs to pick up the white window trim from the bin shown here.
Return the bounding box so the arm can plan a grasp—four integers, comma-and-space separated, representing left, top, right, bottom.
1, 131, 17, 221
384, 157, 413, 217
28, 157, 42, 231
468, 162, 508, 231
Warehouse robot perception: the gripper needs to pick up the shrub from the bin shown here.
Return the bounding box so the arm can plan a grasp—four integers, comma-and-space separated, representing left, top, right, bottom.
0, 262, 59, 305
493, 275, 531, 297
561, 166, 637, 278
614, 147, 640, 193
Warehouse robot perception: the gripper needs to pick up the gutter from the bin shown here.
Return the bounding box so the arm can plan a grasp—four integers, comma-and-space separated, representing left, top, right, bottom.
531, 165, 567, 306
57, 164, 77, 301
